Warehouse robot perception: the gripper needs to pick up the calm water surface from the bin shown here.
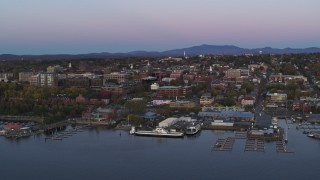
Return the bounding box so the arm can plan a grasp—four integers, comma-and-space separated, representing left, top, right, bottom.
1, 120, 320, 180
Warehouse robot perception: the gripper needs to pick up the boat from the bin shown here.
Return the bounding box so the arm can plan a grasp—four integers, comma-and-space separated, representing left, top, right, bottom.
307, 132, 314, 138
130, 127, 184, 138
214, 142, 222, 148
129, 126, 136, 135
185, 123, 201, 135
0, 130, 6, 136
314, 132, 320, 139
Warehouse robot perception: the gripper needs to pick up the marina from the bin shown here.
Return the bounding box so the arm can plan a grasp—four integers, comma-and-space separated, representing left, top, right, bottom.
0, 119, 319, 179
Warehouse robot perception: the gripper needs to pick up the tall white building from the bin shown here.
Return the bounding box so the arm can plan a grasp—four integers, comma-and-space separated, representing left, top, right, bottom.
30, 73, 57, 86
150, 83, 159, 91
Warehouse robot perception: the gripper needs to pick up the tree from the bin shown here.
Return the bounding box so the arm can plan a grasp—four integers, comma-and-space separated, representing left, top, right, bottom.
127, 114, 143, 126
125, 100, 147, 113
241, 81, 254, 94
225, 89, 238, 98
220, 97, 235, 106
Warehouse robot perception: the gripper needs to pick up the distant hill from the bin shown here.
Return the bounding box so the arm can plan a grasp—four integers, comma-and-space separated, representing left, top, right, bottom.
1, 44, 320, 60
162, 44, 249, 56
161, 44, 320, 56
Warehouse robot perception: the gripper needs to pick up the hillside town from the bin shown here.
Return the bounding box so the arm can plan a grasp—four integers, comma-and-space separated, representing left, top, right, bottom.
1, 53, 320, 139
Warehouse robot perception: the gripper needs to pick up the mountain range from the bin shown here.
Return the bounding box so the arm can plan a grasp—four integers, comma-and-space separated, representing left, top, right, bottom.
1, 44, 320, 60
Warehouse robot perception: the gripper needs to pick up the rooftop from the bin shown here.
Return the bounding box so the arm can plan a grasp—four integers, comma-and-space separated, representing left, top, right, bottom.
159, 86, 179, 89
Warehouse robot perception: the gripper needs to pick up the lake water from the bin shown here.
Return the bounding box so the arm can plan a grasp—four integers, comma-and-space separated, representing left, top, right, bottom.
1, 120, 320, 180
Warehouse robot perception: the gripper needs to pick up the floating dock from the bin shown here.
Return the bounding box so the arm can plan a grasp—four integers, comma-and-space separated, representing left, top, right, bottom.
244, 139, 265, 152
276, 140, 294, 153
212, 137, 235, 151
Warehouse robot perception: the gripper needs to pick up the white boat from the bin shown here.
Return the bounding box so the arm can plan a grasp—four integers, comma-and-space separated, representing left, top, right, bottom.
0, 130, 6, 136
129, 126, 136, 135
307, 132, 314, 138
130, 127, 184, 138
185, 123, 201, 135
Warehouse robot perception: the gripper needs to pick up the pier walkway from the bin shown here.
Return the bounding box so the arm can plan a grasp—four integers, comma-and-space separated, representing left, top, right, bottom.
276, 140, 294, 153
0, 115, 43, 123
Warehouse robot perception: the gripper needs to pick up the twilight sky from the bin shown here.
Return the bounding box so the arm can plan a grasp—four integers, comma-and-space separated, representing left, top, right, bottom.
1, 0, 319, 55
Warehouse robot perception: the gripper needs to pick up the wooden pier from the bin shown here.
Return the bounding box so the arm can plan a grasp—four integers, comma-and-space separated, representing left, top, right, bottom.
244, 139, 265, 152
45, 126, 88, 141
43, 121, 69, 132
203, 125, 247, 131
233, 131, 247, 139
212, 137, 235, 151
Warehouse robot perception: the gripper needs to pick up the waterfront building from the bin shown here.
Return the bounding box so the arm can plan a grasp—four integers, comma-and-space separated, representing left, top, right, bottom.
198, 110, 254, 122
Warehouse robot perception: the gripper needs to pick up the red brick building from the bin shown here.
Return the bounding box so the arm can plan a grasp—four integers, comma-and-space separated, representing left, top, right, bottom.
156, 86, 183, 98
170, 71, 183, 79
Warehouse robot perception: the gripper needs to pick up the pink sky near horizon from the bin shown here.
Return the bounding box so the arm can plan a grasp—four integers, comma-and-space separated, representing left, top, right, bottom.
0, 0, 319, 54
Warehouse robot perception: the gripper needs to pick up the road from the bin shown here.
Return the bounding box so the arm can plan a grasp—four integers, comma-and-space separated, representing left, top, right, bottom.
254, 69, 272, 127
